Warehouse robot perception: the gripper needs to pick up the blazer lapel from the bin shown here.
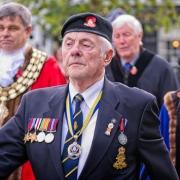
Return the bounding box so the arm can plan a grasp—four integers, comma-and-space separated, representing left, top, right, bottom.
43, 85, 68, 179
79, 79, 123, 180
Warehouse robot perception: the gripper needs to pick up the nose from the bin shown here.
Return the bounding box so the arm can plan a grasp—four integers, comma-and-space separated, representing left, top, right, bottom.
118, 35, 126, 44
70, 44, 82, 56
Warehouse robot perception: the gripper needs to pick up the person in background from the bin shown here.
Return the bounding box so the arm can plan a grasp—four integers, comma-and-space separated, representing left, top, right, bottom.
0, 12, 178, 180
0, 2, 66, 180
106, 14, 178, 108
54, 41, 68, 81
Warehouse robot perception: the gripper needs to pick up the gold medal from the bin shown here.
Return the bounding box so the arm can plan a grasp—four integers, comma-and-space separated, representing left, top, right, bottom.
23, 132, 30, 143
30, 131, 37, 143
113, 147, 127, 170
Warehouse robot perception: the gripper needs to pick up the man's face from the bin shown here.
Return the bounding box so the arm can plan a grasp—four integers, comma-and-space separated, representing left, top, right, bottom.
113, 24, 142, 61
62, 32, 108, 83
0, 16, 32, 52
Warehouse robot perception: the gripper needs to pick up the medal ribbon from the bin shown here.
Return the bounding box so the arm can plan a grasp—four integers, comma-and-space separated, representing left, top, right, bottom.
28, 118, 36, 131
34, 118, 41, 131
47, 118, 58, 132
65, 91, 102, 138
119, 118, 125, 133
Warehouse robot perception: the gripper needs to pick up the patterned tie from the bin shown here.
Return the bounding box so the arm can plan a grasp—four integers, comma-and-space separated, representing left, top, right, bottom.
62, 94, 84, 180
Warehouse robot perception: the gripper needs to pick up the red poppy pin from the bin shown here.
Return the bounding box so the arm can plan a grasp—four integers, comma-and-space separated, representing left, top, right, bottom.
84, 16, 96, 28
130, 66, 138, 75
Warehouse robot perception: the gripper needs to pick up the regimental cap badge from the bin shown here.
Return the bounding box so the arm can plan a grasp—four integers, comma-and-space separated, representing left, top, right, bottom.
61, 12, 112, 43
84, 16, 96, 28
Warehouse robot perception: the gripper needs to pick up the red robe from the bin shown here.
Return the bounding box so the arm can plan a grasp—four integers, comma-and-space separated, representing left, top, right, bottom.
21, 56, 66, 180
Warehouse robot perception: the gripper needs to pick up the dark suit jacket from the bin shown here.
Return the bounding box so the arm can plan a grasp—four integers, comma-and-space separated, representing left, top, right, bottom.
0, 79, 178, 180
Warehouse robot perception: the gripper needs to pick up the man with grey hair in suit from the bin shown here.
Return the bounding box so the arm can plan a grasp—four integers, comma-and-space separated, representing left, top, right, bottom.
106, 14, 178, 108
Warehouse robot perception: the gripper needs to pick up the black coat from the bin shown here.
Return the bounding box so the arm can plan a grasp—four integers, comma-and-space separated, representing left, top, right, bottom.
106, 49, 178, 108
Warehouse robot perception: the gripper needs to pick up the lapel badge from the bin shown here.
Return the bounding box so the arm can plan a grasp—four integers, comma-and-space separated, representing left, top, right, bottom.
130, 66, 138, 75
113, 147, 127, 170
105, 118, 116, 136
118, 117, 127, 145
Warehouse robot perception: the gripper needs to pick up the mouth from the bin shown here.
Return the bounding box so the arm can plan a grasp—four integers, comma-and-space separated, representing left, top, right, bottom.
69, 63, 84, 68
119, 46, 129, 50
0, 40, 13, 45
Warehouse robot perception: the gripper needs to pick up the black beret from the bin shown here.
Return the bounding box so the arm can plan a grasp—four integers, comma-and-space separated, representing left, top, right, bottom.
61, 12, 112, 43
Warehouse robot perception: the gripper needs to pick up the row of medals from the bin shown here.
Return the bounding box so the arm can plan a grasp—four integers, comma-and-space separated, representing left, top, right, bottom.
0, 48, 47, 125
24, 131, 54, 144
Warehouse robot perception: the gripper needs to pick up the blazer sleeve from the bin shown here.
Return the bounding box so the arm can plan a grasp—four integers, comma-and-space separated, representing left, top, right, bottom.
138, 97, 178, 179
0, 95, 27, 178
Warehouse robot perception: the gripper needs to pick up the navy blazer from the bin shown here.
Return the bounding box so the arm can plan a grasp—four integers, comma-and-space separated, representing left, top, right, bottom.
0, 79, 178, 180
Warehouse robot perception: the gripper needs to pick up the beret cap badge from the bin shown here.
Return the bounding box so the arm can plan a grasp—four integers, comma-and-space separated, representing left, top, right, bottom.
61, 12, 112, 43
84, 16, 96, 28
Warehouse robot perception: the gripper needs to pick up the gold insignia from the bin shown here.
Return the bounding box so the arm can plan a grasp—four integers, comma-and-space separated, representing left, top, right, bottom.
113, 147, 127, 170
74, 121, 78, 131
23, 132, 30, 143
30, 131, 37, 143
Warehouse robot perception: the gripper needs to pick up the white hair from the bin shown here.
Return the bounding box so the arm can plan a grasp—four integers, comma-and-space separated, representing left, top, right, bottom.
112, 14, 143, 33
98, 36, 115, 56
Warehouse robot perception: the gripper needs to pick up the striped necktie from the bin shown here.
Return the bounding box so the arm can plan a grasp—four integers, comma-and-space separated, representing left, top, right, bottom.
62, 94, 84, 180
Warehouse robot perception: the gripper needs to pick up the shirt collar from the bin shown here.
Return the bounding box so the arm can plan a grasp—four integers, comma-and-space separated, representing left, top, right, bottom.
69, 77, 104, 108
121, 53, 140, 66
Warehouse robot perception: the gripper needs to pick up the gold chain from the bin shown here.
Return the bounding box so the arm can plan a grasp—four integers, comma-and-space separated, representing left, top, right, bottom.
0, 48, 47, 125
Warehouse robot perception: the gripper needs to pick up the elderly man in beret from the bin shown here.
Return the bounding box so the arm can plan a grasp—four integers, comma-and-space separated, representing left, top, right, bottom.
0, 12, 178, 180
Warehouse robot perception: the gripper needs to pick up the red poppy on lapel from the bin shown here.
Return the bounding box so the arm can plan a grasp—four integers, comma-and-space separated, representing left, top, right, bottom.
130, 66, 138, 75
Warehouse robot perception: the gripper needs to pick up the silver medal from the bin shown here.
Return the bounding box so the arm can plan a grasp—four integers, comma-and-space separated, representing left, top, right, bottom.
45, 133, 54, 143
37, 131, 46, 142
118, 133, 127, 145
68, 141, 82, 159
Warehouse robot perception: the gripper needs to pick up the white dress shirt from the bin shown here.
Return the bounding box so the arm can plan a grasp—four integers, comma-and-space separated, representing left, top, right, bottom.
61, 77, 104, 177
0, 48, 25, 87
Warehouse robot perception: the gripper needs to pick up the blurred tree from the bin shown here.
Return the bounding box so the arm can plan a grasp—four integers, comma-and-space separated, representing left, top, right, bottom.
1, 0, 179, 42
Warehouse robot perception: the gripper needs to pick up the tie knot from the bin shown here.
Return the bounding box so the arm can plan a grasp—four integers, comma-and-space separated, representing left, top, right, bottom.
123, 62, 132, 72
74, 94, 84, 103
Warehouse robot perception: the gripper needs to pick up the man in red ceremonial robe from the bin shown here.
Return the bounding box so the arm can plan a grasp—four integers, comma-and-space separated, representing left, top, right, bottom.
0, 2, 66, 180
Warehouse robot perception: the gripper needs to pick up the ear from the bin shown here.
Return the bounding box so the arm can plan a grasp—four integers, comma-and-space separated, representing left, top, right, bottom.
138, 32, 143, 40
25, 26, 32, 37
104, 49, 114, 66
